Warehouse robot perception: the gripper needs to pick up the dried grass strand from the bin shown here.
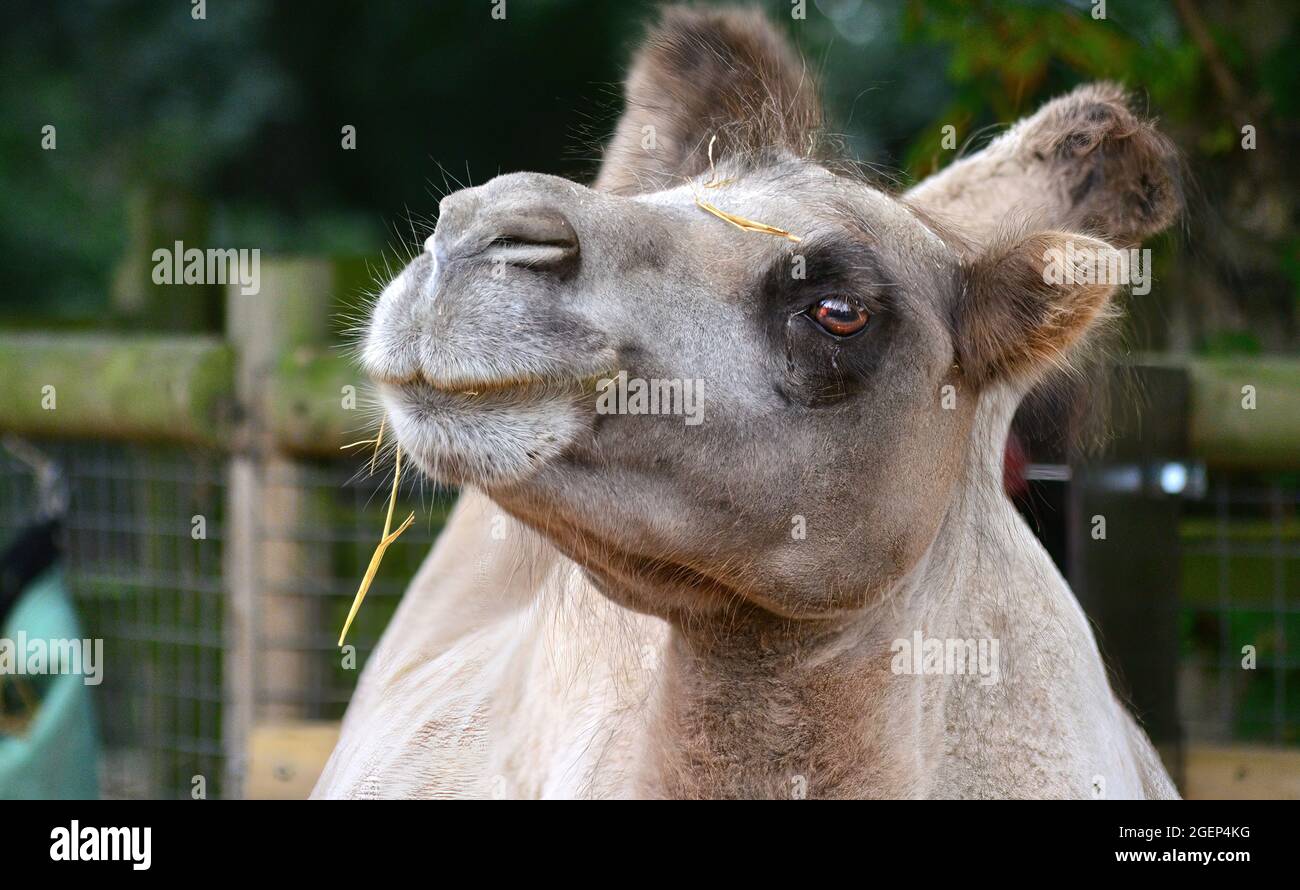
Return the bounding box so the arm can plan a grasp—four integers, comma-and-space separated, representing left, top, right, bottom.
337, 444, 415, 647
692, 194, 803, 242
691, 133, 802, 242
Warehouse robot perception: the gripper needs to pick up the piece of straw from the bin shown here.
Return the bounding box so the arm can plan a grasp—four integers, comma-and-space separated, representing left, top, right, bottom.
701, 135, 734, 190
339, 416, 387, 476
692, 194, 803, 243
691, 134, 802, 242
337, 445, 415, 647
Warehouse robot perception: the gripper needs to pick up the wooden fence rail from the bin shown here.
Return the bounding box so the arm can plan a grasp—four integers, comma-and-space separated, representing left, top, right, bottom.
0, 333, 235, 447
1, 331, 1296, 467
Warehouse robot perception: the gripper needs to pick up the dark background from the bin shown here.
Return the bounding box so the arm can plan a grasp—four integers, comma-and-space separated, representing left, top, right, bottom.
2, 0, 1296, 355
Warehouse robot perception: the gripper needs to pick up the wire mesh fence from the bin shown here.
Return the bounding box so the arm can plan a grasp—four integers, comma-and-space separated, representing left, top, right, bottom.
0, 442, 225, 798
1180, 474, 1300, 745
255, 457, 452, 722
1, 439, 1296, 798
0, 440, 450, 799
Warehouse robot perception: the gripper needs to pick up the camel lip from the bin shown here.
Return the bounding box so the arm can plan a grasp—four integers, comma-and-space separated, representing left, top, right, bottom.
372, 366, 611, 398
371, 368, 549, 396
379, 378, 591, 489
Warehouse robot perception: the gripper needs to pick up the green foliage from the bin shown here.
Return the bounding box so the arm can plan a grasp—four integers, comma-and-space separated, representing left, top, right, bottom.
899, 0, 1299, 352
1, 0, 1295, 349
0, 0, 629, 326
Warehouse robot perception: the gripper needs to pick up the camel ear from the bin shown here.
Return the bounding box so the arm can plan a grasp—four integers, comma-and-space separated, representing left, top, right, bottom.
1020, 83, 1183, 245
594, 6, 823, 195
907, 83, 1183, 252
956, 232, 1119, 385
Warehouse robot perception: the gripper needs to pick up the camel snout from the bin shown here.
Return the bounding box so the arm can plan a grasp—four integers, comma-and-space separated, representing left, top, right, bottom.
431, 173, 585, 273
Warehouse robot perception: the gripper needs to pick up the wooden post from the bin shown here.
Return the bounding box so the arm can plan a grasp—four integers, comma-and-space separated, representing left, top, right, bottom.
222, 271, 266, 799
222, 259, 339, 795
221, 457, 258, 799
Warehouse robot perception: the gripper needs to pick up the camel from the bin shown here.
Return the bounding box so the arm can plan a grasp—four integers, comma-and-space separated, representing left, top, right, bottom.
314, 6, 1181, 799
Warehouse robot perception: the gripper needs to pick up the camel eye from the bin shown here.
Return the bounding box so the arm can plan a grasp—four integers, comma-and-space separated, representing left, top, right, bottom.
809, 298, 869, 337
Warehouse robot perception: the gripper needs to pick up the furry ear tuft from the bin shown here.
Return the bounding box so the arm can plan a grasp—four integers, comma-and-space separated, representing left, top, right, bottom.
957, 232, 1119, 385
1022, 83, 1183, 245
595, 5, 823, 195
906, 82, 1183, 253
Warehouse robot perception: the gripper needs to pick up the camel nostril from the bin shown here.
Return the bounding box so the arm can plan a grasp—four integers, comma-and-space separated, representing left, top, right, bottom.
482, 209, 579, 268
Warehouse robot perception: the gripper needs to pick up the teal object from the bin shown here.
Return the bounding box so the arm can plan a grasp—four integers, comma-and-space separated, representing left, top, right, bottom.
0, 568, 100, 799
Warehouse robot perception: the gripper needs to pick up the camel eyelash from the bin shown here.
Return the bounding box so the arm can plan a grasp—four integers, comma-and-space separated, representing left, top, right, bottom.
764, 245, 889, 318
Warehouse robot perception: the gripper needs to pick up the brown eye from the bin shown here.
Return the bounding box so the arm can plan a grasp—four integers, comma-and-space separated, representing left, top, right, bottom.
810, 298, 869, 337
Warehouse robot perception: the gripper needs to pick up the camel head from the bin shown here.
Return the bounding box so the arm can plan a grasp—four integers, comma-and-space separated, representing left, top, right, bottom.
363, 6, 1180, 624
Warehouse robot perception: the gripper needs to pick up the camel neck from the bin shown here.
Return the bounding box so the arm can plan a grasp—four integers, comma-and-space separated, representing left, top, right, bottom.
640, 610, 936, 798
637, 398, 1019, 799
